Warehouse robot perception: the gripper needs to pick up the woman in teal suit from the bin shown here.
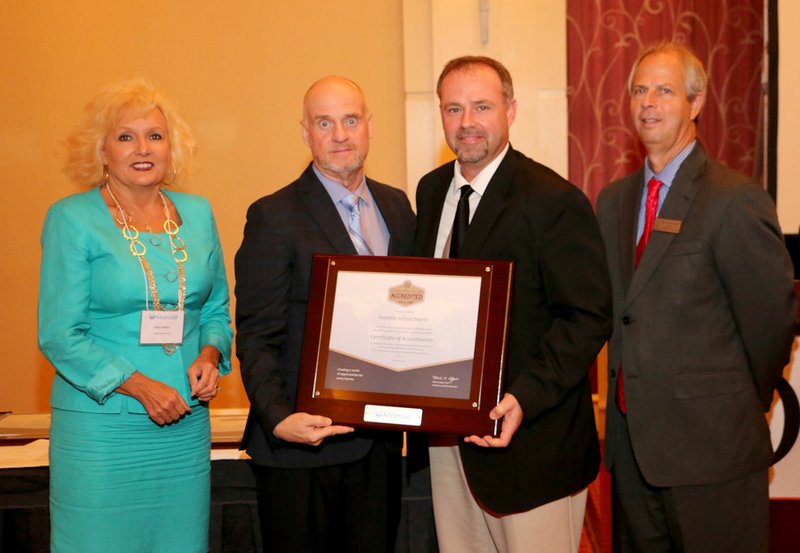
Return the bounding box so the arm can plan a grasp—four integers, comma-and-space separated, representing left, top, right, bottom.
38, 78, 232, 553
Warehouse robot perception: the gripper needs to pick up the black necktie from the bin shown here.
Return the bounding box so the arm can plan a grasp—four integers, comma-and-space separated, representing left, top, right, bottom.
449, 185, 474, 259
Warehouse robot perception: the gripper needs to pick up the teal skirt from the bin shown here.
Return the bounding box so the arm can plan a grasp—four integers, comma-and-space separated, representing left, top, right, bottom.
49, 406, 211, 553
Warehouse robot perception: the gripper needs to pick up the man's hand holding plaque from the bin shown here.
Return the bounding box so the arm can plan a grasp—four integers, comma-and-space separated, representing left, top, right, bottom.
464, 393, 523, 448
273, 412, 355, 447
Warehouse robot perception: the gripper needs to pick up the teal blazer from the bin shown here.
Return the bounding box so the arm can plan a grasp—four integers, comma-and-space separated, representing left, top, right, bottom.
38, 187, 232, 414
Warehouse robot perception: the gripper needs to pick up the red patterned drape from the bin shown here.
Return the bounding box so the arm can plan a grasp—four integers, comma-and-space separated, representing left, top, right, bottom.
567, 0, 764, 206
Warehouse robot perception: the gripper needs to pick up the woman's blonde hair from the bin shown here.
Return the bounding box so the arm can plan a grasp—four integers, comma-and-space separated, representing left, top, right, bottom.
63, 77, 196, 186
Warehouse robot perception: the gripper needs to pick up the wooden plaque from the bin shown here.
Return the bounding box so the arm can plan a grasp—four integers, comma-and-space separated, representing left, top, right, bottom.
296, 255, 513, 436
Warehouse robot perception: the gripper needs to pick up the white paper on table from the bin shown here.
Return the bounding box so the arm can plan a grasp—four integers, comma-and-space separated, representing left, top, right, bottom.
0, 439, 50, 468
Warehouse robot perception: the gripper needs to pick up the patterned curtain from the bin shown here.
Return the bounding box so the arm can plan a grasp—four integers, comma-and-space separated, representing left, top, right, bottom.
567, 0, 765, 206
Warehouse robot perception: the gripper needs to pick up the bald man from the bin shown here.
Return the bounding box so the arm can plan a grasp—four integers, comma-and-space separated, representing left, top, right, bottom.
235, 77, 416, 553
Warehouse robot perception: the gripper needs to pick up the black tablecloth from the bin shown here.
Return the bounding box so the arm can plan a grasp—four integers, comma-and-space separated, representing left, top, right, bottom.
0, 459, 436, 553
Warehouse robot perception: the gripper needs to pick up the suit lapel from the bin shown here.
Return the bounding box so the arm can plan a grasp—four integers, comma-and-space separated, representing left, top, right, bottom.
625, 147, 706, 306
618, 170, 643, 295
417, 166, 452, 257
297, 164, 357, 255
368, 178, 402, 255
460, 148, 515, 258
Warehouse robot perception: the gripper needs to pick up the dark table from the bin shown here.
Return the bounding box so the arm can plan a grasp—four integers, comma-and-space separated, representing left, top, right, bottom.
0, 458, 436, 553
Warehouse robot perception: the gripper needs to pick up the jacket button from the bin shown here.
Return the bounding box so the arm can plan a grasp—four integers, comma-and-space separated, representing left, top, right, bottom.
622, 316, 631, 325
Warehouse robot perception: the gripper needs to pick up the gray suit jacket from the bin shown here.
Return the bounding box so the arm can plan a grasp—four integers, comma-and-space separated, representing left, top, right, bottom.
597, 143, 795, 487
235, 163, 416, 468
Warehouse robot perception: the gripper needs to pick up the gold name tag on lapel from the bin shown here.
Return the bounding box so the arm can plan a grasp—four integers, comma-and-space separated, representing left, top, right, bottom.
653, 218, 682, 234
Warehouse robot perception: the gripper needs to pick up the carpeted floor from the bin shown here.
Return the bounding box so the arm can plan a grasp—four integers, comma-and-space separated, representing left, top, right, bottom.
579, 464, 612, 553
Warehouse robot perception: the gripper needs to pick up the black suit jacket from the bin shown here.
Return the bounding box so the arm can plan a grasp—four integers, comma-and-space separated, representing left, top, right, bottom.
235, 163, 416, 468
597, 144, 796, 486
416, 147, 612, 514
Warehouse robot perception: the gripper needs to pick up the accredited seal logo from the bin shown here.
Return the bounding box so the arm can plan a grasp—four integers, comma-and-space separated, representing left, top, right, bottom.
388, 280, 425, 306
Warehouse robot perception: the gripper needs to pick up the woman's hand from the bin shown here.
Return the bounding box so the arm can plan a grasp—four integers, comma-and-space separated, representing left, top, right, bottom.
116, 371, 190, 425
187, 345, 221, 401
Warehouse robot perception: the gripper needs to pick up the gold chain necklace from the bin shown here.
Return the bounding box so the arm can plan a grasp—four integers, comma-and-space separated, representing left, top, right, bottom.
105, 183, 188, 355
113, 207, 153, 232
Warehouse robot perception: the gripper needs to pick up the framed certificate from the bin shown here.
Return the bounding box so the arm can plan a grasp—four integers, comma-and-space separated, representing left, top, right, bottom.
296, 255, 513, 436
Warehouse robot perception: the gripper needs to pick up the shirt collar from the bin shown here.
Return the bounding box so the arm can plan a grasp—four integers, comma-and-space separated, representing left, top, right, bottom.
453, 143, 510, 196
644, 140, 697, 188
313, 164, 371, 206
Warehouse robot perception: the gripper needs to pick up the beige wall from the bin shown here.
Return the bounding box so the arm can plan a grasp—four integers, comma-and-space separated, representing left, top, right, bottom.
778, 0, 800, 233
772, 0, 800, 498
403, 0, 568, 206
0, 1, 407, 413
6, 2, 792, 417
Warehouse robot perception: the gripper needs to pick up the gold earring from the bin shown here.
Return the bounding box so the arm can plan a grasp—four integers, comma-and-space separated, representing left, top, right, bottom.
101, 165, 109, 185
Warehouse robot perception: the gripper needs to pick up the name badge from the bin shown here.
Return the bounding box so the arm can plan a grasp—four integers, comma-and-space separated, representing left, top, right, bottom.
140, 311, 185, 344
653, 218, 682, 234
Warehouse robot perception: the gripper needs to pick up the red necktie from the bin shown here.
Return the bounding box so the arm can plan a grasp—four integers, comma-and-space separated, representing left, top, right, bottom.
617, 178, 664, 414
634, 178, 664, 267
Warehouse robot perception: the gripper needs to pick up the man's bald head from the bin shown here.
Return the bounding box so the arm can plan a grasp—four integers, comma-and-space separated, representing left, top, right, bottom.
301, 76, 373, 190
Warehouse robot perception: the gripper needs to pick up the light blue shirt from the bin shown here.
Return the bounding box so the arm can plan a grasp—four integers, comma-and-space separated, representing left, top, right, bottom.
636, 140, 697, 241
313, 165, 390, 255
